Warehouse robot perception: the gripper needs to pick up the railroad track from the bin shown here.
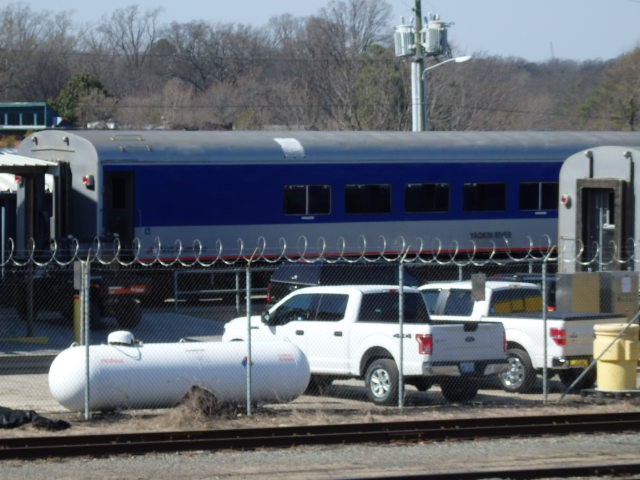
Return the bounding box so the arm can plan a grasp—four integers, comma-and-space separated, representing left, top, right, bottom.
1, 410, 640, 463
346, 462, 640, 480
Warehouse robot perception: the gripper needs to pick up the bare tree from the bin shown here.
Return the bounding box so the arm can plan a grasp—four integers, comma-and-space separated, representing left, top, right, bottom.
97, 5, 162, 68
262, 14, 317, 127
425, 56, 525, 130
0, 3, 77, 100
299, 0, 392, 129
0, 2, 631, 133
159, 21, 269, 93
423, 55, 608, 131
94, 5, 163, 94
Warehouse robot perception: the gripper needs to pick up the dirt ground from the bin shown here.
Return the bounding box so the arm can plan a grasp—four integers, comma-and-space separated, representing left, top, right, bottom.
4, 379, 640, 439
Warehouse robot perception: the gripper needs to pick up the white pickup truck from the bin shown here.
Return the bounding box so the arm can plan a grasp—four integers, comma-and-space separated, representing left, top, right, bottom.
222, 285, 507, 405
419, 280, 628, 393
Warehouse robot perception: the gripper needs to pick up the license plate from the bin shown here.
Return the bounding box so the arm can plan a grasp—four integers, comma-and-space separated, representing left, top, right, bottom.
568, 359, 589, 367
460, 362, 475, 374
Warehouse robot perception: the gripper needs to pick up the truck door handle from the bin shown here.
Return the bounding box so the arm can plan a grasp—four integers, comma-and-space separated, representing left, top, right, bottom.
295, 330, 304, 336
334, 331, 343, 337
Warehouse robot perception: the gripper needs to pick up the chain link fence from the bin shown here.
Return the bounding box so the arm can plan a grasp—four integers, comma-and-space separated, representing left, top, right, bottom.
0, 237, 638, 420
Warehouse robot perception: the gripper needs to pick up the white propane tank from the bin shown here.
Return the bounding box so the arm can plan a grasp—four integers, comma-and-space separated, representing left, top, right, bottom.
48, 333, 310, 412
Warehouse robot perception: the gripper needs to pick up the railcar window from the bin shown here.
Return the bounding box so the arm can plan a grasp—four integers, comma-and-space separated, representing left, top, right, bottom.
541, 182, 559, 209
405, 183, 449, 212
284, 185, 331, 215
345, 184, 391, 214
463, 183, 506, 211
519, 182, 559, 211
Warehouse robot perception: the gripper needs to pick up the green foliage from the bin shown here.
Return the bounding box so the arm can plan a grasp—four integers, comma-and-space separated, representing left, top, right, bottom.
578, 48, 640, 130
49, 73, 107, 125
235, 109, 264, 130
354, 44, 407, 130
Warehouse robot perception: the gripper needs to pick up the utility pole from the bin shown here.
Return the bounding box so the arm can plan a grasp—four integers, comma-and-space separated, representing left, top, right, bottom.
411, 0, 425, 132
394, 1, 468, 132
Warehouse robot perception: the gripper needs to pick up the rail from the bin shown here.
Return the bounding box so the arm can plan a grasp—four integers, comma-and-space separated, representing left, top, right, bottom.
1, 411, 640, 460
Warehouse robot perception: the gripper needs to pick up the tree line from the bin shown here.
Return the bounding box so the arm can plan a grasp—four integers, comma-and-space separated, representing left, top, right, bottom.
0, 0, 638, 132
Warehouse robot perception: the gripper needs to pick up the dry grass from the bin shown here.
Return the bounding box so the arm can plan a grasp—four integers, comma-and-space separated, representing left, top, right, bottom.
4, 387, 640, 438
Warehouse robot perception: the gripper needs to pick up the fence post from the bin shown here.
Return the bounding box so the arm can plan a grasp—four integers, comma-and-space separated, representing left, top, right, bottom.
235, 271, 241, 313
542, 259, 548, 405
245, 263, 252, 416
245, 248, 259, 416
80, 258, 91, 421
398, 261, 405, 409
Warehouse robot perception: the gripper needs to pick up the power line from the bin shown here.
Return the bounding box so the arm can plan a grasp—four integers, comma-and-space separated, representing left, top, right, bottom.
79, 100, 627, 122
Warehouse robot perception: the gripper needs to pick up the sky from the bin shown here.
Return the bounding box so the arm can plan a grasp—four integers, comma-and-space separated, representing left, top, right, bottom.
18, 0, 640, 63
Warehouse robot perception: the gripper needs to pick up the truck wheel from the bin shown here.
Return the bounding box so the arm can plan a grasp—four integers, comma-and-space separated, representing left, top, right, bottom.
558, 368, 596, 391
440, 378, 479, 402
365, 359, 399, 406
499, 348, 537, 393
115, 299, 141, 329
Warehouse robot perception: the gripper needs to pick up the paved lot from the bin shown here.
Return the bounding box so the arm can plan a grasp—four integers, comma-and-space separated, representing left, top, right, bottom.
0, 302, 242, 360
1, 302, 639, 418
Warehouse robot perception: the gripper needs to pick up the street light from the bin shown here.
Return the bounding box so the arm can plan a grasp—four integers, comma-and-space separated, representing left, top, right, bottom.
422, 55, 472, 78
418, 55, 472, 132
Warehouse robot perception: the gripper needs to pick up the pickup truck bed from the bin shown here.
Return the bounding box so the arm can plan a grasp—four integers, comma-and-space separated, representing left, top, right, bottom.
420, 280, 630, 393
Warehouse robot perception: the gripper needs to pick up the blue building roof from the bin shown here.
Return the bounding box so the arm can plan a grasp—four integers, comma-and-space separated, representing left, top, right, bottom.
0, 102, 61, 131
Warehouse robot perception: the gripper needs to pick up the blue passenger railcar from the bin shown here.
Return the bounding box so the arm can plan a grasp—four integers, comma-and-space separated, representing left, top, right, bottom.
17, 130, 640, 258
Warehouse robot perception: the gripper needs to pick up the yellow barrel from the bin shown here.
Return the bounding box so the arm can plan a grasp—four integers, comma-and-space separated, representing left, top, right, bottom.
593, 323, 639, 391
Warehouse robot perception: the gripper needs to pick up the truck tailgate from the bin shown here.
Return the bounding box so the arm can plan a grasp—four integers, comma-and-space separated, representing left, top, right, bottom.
430, 322, 505, 362
559, 312, 630, 356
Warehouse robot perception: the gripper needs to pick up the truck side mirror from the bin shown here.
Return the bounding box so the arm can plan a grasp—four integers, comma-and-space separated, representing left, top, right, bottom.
261, 310, 272, 325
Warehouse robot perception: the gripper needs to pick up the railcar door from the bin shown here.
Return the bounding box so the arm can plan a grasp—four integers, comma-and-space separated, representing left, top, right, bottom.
576, 178, 631, 271
104, 171, 135, 248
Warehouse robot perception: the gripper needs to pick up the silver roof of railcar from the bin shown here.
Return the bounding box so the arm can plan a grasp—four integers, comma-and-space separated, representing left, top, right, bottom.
19, 130, 640, 165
